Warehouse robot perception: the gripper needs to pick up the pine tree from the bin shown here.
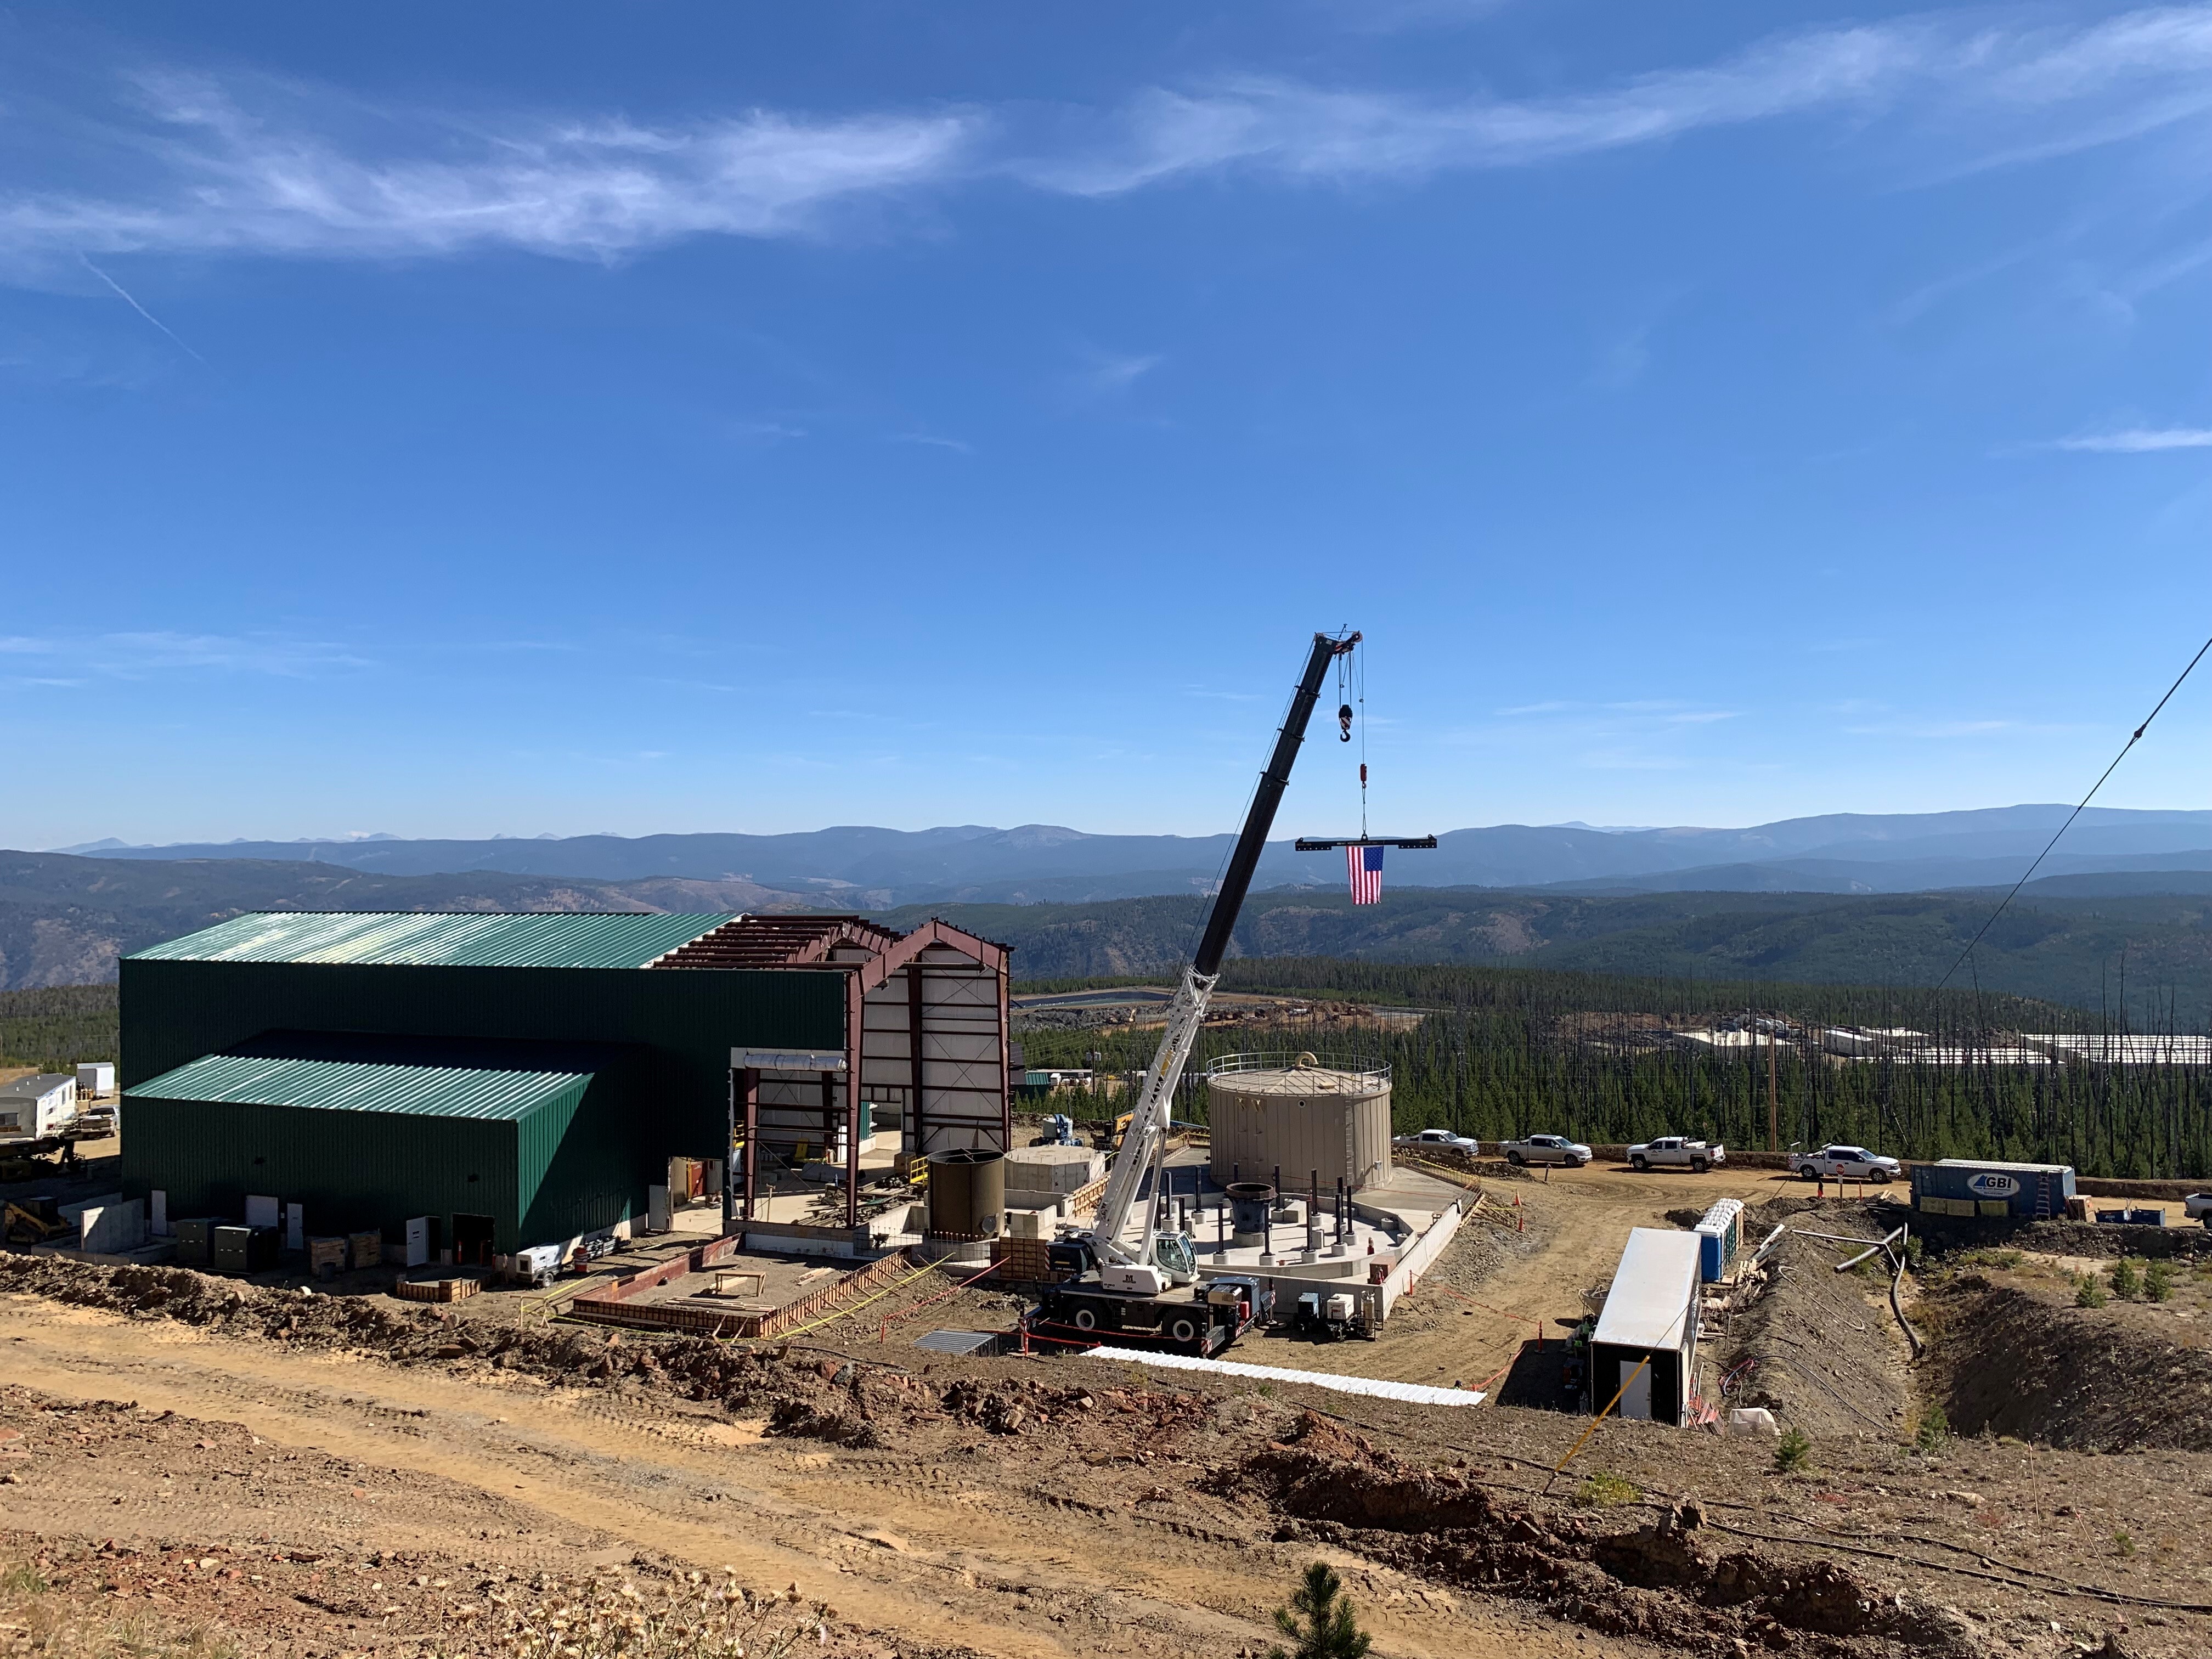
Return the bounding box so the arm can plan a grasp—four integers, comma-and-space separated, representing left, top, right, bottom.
1267, 1562, 1372, 1659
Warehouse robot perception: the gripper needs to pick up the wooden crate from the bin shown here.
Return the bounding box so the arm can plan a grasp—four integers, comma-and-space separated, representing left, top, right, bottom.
348, 1231, 383, 1268
394, 1276, 479, 1304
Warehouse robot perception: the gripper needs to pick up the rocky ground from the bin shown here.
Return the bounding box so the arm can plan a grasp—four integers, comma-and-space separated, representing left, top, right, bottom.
10, 1175, 2212, 1657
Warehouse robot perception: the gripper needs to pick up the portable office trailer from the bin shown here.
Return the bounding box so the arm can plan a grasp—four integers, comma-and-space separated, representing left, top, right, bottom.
1590, 1228, 1703, 1426
0, 1073, 77, 1138
1694, 1198, 1744, 1283
1911, 1159, 2075, 1220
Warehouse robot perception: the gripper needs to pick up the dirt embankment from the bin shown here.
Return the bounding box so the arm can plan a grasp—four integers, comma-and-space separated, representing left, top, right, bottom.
1922, 1274, 2212, 1453
1211, 1411, 1999, 1657
1717, 1201, 1915, 1441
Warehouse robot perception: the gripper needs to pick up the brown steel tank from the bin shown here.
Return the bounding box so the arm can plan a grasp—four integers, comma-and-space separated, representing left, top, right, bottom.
926, 1148, 1006, 1239
1206, 1053, 1392, 1194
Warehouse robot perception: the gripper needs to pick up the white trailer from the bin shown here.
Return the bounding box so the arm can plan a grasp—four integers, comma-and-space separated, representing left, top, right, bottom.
1590, 1227, 1702, 1425
0, 1073, 78, 1140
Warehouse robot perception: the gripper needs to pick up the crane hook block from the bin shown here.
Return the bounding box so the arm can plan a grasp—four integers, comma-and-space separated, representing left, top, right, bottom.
1338, 703, 1354, 741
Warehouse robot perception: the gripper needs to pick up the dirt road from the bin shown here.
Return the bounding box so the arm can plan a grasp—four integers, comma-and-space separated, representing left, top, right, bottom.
0, 1291, 1645, 1659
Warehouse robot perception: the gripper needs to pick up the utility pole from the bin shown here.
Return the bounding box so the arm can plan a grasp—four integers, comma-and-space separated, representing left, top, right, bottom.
1767, 1018, 1780, 1154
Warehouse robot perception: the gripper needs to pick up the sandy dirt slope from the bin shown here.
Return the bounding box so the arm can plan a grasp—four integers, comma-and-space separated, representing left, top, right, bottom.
0, 1294, 1636, 1659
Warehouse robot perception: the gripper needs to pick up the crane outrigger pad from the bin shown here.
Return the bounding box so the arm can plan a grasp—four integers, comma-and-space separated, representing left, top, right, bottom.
1294, 836, 1438, 851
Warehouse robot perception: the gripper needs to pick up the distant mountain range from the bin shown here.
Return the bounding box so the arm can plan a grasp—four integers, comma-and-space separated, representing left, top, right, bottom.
47, 804, 2212, 905
5, 842, 2211, 1013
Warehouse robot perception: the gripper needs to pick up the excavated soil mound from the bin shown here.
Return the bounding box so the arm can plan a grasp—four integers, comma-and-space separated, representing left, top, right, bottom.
1923, 1276, 2212, 1452
1722, 1202, 1914, 1440
1206, 1411, 1997, 1656
0, 1251, 1233, 1464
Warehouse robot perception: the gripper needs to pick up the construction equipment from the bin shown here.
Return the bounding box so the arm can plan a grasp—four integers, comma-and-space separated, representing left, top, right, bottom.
1034, 1114, 1077, 1146
3, 1197, 70, 1246
1291, 1289, 1367, 1342
1028, 630, 1358, 1356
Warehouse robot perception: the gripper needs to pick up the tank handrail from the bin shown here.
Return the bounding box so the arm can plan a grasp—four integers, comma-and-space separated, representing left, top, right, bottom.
1202, 1051, 1390, 1088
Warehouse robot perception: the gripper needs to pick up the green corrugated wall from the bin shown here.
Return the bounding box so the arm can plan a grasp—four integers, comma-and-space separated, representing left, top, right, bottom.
120, 958, 844, 1154
125, 1063, 647, 1253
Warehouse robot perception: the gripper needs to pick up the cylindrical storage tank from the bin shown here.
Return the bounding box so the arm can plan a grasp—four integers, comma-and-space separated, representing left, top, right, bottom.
926, 1149, 1006, 1239
1206, 1053, 1392, 1195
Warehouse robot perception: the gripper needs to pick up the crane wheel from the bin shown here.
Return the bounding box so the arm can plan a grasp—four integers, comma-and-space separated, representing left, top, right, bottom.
1074, 1308, 1097, 1331
1170, 1316, 1199, 1347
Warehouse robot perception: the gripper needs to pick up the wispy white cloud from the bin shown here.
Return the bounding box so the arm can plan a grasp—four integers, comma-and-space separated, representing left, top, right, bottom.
2050, 427, 2212, 452
1069, 351, 1162, 399
9, 8, 2212, 273
0, 71, 979, 268
890, 431, 973, 453
0, 630, 368, 676
1018, 8, 2212, 196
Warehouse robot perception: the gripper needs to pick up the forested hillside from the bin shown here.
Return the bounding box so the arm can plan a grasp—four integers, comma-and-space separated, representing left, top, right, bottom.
943, 886, 2212, 1023
1023, 960, 2212, 1181
7, 844, 2212, 1019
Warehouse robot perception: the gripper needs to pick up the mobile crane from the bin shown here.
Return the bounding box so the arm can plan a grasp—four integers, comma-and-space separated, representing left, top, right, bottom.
1025, 630, 1359, 1357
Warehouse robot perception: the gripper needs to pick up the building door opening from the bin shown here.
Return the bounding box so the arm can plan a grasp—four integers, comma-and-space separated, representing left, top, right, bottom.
1617, 1358, 1654, 1421
452, 1214, 495, 1267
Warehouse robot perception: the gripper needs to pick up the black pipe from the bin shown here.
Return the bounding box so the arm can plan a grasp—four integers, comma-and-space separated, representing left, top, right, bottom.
1192, 631, 1357, 978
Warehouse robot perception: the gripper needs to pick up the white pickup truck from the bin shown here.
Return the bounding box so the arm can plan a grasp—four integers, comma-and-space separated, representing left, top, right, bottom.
1788, 1144, 1900, 1183
1393, 1127, 1480, 1155
1627, 1136, 1725, 1172
1501, 1133, 1594, 1168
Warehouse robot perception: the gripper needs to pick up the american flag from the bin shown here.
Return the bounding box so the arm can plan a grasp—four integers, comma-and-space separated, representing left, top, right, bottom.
1346, 842, 1384, 904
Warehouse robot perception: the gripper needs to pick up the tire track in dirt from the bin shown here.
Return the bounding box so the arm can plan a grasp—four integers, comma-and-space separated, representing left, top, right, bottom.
1, 1293, 1627, 1658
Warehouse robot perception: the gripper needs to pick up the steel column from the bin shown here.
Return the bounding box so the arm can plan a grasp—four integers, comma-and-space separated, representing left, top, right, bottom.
740, 1066, 760, 1222
907, 961, 929, 1160
997, 953, 1012, 1153
845, 969, 864, 1229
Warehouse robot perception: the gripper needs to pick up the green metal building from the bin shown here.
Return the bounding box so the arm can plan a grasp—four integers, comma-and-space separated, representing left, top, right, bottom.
119, 910, 1011, 1257
125, 1030, 644, 1254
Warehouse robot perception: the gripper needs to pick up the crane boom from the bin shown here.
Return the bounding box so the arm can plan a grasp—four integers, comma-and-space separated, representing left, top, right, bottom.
1088, 629, 1358, 1266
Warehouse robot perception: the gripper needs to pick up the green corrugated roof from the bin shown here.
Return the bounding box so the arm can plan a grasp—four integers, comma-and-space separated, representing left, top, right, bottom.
128, 1031, 621, 1121
126, 910, 735, 969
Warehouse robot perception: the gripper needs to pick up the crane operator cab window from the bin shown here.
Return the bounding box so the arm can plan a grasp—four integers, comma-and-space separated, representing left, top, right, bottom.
1152, 1231, 1197, 1283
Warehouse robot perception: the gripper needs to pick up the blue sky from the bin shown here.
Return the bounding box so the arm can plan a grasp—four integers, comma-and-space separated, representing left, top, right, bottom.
4, 1, 2211, 849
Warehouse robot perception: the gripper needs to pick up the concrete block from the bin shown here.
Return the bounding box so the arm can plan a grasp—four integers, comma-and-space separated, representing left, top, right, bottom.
78, 1198, 146, 1255
1005, 1209, 1043, 1240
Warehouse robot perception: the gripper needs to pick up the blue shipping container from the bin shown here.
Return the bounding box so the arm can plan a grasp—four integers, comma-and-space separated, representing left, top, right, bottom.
1911, 1159, 2075, 1219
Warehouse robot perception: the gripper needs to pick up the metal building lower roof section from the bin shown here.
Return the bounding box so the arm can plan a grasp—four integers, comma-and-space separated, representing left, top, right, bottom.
1080, 1346, 1485, 1406
128, 1030, 627, 1120
125, 911, 736, 969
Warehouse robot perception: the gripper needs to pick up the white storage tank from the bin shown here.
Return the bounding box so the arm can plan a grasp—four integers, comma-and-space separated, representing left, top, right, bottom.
1205, 1052, 1392, 1194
